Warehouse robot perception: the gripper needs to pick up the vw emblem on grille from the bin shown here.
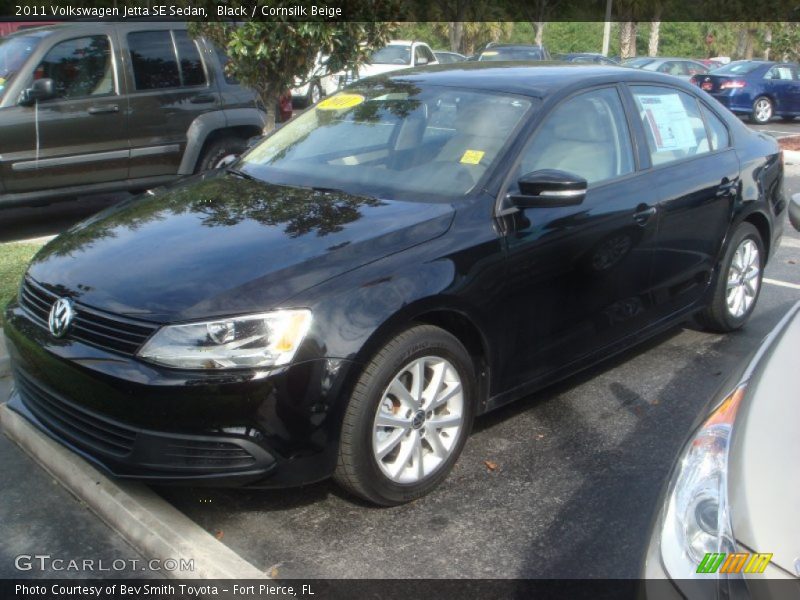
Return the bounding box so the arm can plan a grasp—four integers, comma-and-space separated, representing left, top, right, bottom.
48, 298, 74, 338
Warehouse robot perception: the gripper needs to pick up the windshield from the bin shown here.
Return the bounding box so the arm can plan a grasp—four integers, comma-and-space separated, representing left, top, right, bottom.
0, 36, 39, 101
241, 82, 533, 202
712, 61, 762, 75
369, 45, 412, 66
479, 47, 544, 62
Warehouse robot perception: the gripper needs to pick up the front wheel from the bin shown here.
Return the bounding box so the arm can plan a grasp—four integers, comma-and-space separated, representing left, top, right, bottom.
195, 136, 247, 173
698, 223, 764, 332
334, 325, 476, 505
750, 96, 773, 124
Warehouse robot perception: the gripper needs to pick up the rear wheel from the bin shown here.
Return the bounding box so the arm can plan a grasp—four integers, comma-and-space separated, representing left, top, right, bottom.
750, 96, 773, 124
195, 136, 247, 173
698, 223, 764, 332
334, 325, 475, 505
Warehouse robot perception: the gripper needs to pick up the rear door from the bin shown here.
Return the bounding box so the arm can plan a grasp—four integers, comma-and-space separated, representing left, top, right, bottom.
763, 64, 800, 114
627, 85, 738, 322
0, 28, 128, 193
120, 25, 219, 178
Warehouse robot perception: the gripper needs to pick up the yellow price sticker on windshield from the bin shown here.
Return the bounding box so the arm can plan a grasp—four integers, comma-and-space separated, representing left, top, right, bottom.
0, 77, 5, 86
317, 93, 365, 111
460, 150, 485, 165
481, 51, 499, 57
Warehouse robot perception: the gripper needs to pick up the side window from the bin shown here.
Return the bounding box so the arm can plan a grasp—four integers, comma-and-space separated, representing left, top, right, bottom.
422, 46, 436, 63
515, 87, 634, 186
632, 86, 711, 167
172, 30, 206, 87
685, 62, 707, 76
128, 31, 179, 90
765, 65, 795, 81
34, 36, 114, 99
414, 46, 426, 65
701, 104, 730, 150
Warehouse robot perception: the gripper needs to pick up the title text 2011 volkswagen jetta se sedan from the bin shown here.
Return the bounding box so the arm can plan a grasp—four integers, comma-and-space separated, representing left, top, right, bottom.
4, 64, 786, 505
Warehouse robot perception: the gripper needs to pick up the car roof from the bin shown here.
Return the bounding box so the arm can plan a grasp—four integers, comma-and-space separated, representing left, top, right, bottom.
377, 62, 693, 98
3, 21, 188, 39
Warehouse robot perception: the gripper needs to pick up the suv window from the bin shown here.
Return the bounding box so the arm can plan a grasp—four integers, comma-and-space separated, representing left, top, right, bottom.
515, 87, 634, 186
632, 86, 710, 167
34, 36, 114, 99
701, 104, 730, 150
213, 46, 238, 85
128, 30, 206, 90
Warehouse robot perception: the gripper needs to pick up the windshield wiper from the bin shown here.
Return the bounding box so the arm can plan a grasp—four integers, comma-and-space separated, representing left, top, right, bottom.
225, 166, 258, 181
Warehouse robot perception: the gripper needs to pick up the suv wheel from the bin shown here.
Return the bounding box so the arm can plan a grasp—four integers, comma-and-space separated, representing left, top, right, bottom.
334, 325, 475, 505
195, 136, 247, 173
698, 222, 764, 332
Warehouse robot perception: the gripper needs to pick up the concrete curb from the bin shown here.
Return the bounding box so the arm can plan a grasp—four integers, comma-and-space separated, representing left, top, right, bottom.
0, 403, 268, 580
0, 332, 8, 378
783, 149, 800, 165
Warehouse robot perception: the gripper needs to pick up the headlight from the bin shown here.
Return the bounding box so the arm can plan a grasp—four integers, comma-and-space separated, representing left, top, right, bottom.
660, 385, 746, 580
137, 310, 312, 369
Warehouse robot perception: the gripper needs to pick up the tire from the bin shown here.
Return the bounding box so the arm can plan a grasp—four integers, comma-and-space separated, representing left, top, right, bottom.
306, 81, 322, 107
697, 223, 764, 332
750, 96, 773, 124
195, 136, 247, 173
334, 324, 476, 506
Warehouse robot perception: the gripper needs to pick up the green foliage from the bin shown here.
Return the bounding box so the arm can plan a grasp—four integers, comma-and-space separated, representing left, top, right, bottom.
188, 14, 397, 129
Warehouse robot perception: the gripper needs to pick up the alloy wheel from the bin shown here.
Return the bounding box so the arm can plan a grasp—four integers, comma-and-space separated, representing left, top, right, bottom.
754, 98, 772, 123
372, 356, 464, 484
726, 238, 760, 318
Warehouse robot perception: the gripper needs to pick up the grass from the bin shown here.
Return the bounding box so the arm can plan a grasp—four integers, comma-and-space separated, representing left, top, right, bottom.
0, 242, 44, 328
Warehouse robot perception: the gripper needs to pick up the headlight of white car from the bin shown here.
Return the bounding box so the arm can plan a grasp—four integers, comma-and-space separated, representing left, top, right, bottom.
660, 385, 746, 580
137, 310, 312, 369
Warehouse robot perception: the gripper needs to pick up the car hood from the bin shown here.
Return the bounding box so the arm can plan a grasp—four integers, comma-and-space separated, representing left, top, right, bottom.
728, 308, 800, 577
27, 172, 455, 322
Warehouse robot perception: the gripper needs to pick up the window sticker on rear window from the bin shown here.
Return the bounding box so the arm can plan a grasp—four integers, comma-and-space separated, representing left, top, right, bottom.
638, 94, 697, 151
460, 149, 485, 165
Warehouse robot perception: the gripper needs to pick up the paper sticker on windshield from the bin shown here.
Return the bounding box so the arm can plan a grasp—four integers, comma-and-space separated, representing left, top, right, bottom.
638, 94, 697, 151
317, 93, 365, 111
460, 150, 485, 165
481, 51, 498, 57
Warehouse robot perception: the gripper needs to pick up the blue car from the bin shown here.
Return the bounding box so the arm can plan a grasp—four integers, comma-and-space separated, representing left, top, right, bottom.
691, 60, 800, 124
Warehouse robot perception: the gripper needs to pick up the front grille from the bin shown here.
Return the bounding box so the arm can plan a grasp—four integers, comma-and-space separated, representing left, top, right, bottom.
19, 277, 158, 357
15, 369, 137, 457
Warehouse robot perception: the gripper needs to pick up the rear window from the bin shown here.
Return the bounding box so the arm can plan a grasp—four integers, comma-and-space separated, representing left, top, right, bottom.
713, 62, 762, 75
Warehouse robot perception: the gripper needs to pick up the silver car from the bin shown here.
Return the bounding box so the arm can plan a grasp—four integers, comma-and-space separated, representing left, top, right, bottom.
628, 57, 710, 81
644, 283, 800, 596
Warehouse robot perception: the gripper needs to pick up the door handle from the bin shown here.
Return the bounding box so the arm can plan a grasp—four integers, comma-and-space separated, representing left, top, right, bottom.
190, 94, 216, 104
716, 177, 738, 197
633, 205, 657, 226
87, 105, 119, 115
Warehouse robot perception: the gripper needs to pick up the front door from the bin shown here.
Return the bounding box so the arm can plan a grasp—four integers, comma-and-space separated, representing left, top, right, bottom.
0, 32, 128, 194
498, 86, 661, 390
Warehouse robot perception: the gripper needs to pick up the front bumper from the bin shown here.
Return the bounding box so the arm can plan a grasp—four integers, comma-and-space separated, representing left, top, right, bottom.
3, 302, 359, 487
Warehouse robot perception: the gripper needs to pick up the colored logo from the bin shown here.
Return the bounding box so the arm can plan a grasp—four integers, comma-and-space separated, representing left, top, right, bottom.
697, 552, 773, 574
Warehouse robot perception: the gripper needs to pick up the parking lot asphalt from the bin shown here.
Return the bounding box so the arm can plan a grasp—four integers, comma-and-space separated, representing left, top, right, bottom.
157, 180, 800, 579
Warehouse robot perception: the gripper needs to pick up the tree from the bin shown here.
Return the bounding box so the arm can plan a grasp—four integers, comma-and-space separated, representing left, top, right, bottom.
189, 18, 396, 132
648, 21, 661, 56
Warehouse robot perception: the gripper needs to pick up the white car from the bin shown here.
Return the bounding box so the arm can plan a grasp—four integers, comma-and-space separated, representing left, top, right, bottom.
291, 52, 339, 107
340, 40, 438, 86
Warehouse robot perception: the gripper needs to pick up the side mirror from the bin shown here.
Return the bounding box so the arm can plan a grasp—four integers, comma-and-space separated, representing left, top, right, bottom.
416, 56, 429, 66
20, 78, 55, 106
790, 193, 800, 232
507, 169, 588, 208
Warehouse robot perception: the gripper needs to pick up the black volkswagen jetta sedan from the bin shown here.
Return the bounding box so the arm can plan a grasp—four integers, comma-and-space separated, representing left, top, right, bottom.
4, 64, 786, 505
